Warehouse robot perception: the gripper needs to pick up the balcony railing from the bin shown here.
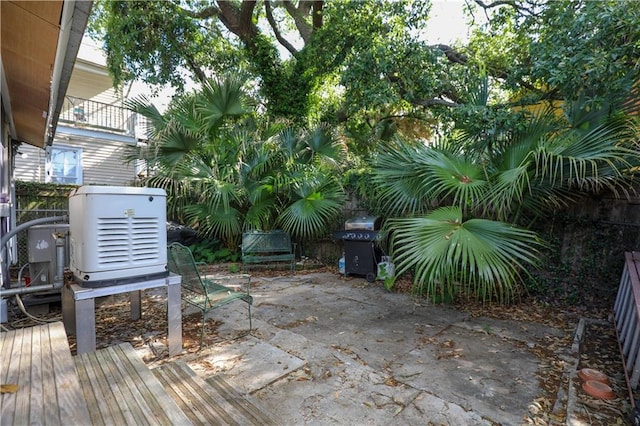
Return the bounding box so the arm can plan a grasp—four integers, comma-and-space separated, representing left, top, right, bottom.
59, 96, 150, 139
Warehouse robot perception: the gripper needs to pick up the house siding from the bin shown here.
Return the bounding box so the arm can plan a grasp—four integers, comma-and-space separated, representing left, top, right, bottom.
14, 144, 46, 182
67, 61, 121, 105
14, 137, 137, 186
15, 48, 143, 187
77, 137, 137, 185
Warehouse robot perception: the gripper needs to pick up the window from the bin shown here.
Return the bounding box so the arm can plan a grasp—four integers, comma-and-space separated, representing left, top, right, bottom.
46, 145, 82, 184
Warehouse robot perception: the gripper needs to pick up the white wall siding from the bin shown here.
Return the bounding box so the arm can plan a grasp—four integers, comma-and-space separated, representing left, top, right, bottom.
67, 63, 121, 105
14, 137, 137, 186
16, 45, 143, 187
14, 144, 46, 182
79, 138, 137, 185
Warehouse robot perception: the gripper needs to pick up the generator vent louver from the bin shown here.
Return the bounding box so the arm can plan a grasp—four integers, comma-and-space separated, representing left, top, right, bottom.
96, 217, 161, 265
69, 186, 168, 288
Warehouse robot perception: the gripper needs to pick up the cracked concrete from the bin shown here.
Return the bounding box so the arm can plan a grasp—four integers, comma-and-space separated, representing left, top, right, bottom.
177, 272, 568, 425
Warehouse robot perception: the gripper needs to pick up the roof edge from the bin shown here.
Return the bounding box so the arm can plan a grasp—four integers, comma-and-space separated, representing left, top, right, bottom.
45, 0, 93, 146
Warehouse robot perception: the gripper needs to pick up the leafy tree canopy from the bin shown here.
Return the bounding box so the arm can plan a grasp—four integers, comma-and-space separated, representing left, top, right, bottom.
90, 0, 640, 151
468, 0, 640, 105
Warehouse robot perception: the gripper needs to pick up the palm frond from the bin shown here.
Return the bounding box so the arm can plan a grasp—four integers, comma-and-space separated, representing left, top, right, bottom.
277, 176, 346, 239
184, 203, 242, 242
243, 188, 279, 230
301, 124, 346, 167
124, 95, 167, 138
198, 75, 249, 132
372, 143, 436, 215
388, 206, 542, 304
533, 113, 637, 192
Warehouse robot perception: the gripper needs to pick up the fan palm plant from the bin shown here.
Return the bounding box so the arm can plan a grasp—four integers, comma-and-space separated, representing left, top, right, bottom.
373, 95, 640, 303
126, 75, 346, 246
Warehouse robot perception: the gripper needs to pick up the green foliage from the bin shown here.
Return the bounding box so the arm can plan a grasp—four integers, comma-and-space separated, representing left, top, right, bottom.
468, 0, 640, 105
529, 0, 640, 103
15, 181, 77, 210
89, 0, 243, 90
188, 238, 239, 264
129, 76, 346, 246
388, 207, 542, 304
372, 93, 640, 304
342, 166, 387, 217
249, 34, 311, 121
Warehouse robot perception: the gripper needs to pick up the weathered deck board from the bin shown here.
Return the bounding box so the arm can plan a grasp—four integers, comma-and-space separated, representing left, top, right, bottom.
2, 322, 276, 425
0, 322, 91, 426
74, 342, 192, 425
153, 361, 276, 426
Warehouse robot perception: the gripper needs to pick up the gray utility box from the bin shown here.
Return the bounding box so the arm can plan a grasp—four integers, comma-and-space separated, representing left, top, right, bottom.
28, 224, 69, 286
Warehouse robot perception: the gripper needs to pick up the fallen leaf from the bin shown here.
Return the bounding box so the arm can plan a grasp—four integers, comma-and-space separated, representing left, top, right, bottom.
1, 384, 19, 394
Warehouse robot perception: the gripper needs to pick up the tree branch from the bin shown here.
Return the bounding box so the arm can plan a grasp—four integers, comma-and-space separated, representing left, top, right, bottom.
434, 44, 468, 65
239, 1, 257, 27
312, 1, 323, 29
265, 1, 299, 57
213, 0, 258, 43
389, 72, 461, 109
473, 0, 539, 17
184, 54, 207, 84
413, 98, 461, 108
433, 44, 542, 94
183, 5, 221, 19
282, 0, 314, 43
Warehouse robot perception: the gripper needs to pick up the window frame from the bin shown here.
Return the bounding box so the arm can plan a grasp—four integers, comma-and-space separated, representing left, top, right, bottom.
45, 144, 83, 185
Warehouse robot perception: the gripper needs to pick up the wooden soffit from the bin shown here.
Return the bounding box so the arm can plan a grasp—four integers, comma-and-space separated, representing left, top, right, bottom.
1, 1, 63, 148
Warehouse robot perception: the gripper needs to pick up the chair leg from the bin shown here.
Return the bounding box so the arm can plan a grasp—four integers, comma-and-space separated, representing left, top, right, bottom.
199, 312, 206, 349
248, 303, 252, 333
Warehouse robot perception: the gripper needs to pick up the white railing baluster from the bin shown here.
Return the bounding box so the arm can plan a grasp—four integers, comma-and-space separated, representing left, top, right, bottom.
631, 348, 640, 390
627, 326, 640, 373
614, 252, 640, 399
620, 296, 634, 343
615, 266, 630, 321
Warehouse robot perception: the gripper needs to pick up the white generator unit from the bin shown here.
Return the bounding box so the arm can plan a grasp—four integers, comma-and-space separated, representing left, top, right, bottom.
69, 186, 167, 287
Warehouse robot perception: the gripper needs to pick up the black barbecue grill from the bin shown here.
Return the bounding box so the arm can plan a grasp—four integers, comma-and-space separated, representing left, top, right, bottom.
332, 216, 383, 282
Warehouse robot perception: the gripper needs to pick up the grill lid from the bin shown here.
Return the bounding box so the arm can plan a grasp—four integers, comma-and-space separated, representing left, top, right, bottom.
344, 216, 380, 230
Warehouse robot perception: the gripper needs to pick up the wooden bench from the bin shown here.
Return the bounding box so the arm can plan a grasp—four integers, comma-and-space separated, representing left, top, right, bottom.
74, 342, 191, 425
241, 230, 296, 273
167, 242, 253, 348
1, 322, 91, 425
153, 361, 276, 425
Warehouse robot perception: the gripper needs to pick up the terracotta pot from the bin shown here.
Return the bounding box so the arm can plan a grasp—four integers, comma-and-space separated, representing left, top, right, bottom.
578, 368, 610, 385
582, 380, 615, 400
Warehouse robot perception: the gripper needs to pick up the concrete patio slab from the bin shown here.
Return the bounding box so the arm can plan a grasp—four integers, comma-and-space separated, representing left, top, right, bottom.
189, 336, 306, 393
180, 271, 571, 425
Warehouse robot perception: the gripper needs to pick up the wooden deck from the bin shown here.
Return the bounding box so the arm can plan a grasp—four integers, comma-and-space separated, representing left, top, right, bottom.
153, 361, 276, 425
1, 321, 275, 425
0, 322, 91, 425
75, 343, 191, 425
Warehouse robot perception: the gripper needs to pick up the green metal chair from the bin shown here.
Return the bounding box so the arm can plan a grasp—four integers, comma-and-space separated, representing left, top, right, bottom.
167, 242, 252, 348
